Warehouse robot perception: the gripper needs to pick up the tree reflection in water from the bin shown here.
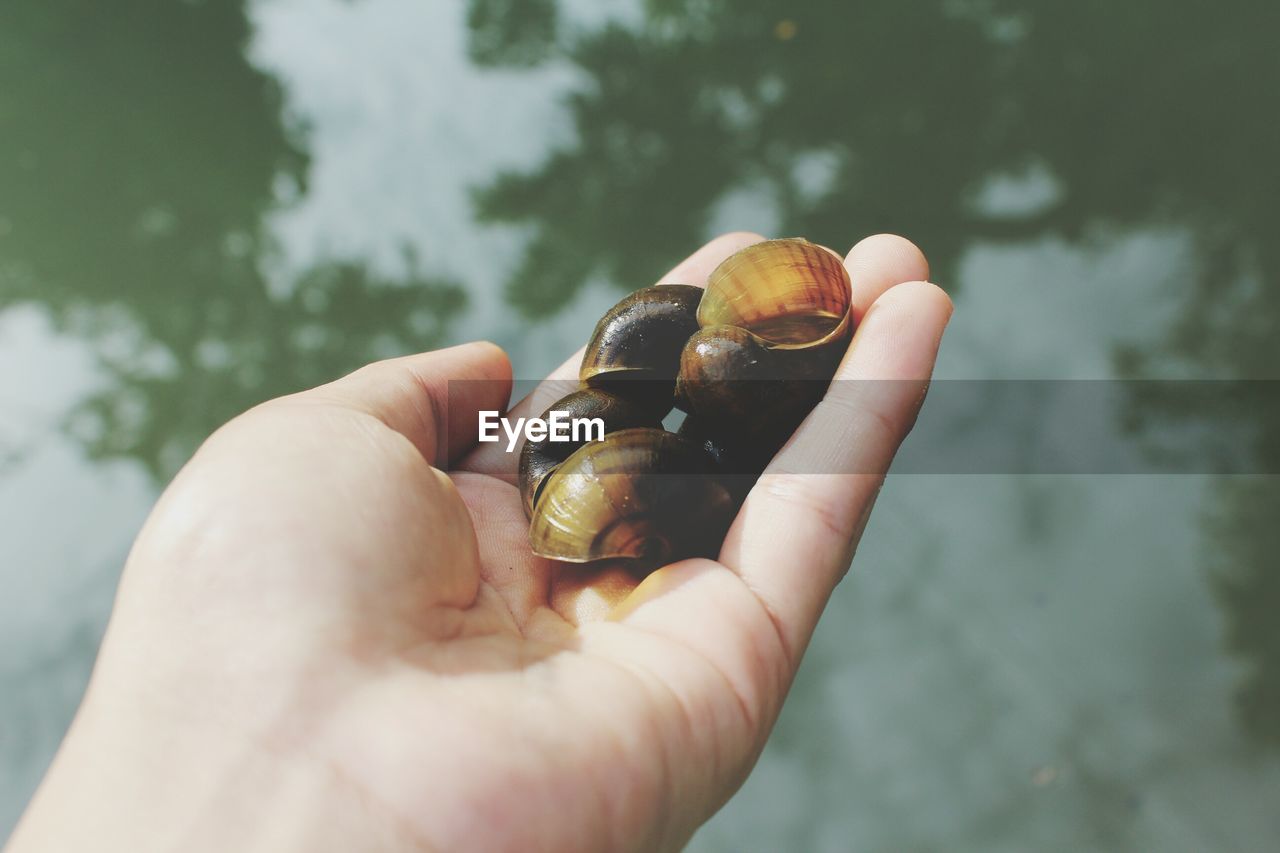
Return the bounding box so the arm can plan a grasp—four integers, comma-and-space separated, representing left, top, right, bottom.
0, 0, 465, 480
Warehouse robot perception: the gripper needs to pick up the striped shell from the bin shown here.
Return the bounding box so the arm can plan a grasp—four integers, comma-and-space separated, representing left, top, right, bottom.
698, 238, 853, 349
528, 428, 733, 566
517, 388, 659, 519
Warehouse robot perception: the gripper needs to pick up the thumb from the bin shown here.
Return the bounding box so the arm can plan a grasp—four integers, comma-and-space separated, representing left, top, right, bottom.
302, 341, 513, 467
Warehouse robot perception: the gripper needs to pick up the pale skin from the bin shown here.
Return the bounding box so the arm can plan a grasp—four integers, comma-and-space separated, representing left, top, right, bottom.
6, 233, 951, 853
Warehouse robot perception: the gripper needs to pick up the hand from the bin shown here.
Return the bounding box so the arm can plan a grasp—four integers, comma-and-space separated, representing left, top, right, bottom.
6, 233, 951, 853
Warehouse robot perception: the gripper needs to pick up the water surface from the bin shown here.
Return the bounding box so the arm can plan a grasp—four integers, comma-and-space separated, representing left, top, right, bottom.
2, 0, 1278, 848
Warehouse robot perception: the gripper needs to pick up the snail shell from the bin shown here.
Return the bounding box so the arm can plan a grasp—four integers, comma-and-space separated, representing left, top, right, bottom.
528, 427, 733, 567
677, 414, 771, 508
518, 388, 659, 519
676, 325, 837, 445
579, 284, 703, 414
695, 238, 853, 348
676, 238, 852, 450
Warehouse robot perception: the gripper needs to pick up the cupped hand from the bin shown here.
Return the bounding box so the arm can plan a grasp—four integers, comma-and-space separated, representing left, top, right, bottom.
7, 233, 951, 853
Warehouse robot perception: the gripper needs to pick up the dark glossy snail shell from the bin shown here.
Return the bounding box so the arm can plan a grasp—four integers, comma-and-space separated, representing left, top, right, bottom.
676, 238, 853, 454
676, 414, 772, 508
579, 284, 702, 414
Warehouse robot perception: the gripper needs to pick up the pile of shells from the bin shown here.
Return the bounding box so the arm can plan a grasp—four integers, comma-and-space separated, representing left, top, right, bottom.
519, 238, 853, 571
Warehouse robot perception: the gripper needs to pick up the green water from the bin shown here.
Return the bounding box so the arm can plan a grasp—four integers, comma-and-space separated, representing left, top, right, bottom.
2, 0, 1278, 849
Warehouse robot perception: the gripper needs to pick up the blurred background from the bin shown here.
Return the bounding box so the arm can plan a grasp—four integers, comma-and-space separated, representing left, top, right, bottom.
2, 0, 1278, 849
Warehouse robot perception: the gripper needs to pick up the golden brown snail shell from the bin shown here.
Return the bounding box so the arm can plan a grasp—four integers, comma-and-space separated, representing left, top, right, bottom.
528, 427, 733, 567
579, 284, 703, 414
695, 238, 853, 348
676, 238, 852, 446
518, 388, 660, 519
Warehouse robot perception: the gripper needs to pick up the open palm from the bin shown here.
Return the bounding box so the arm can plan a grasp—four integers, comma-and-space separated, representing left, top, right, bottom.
8, 233, 950, 853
